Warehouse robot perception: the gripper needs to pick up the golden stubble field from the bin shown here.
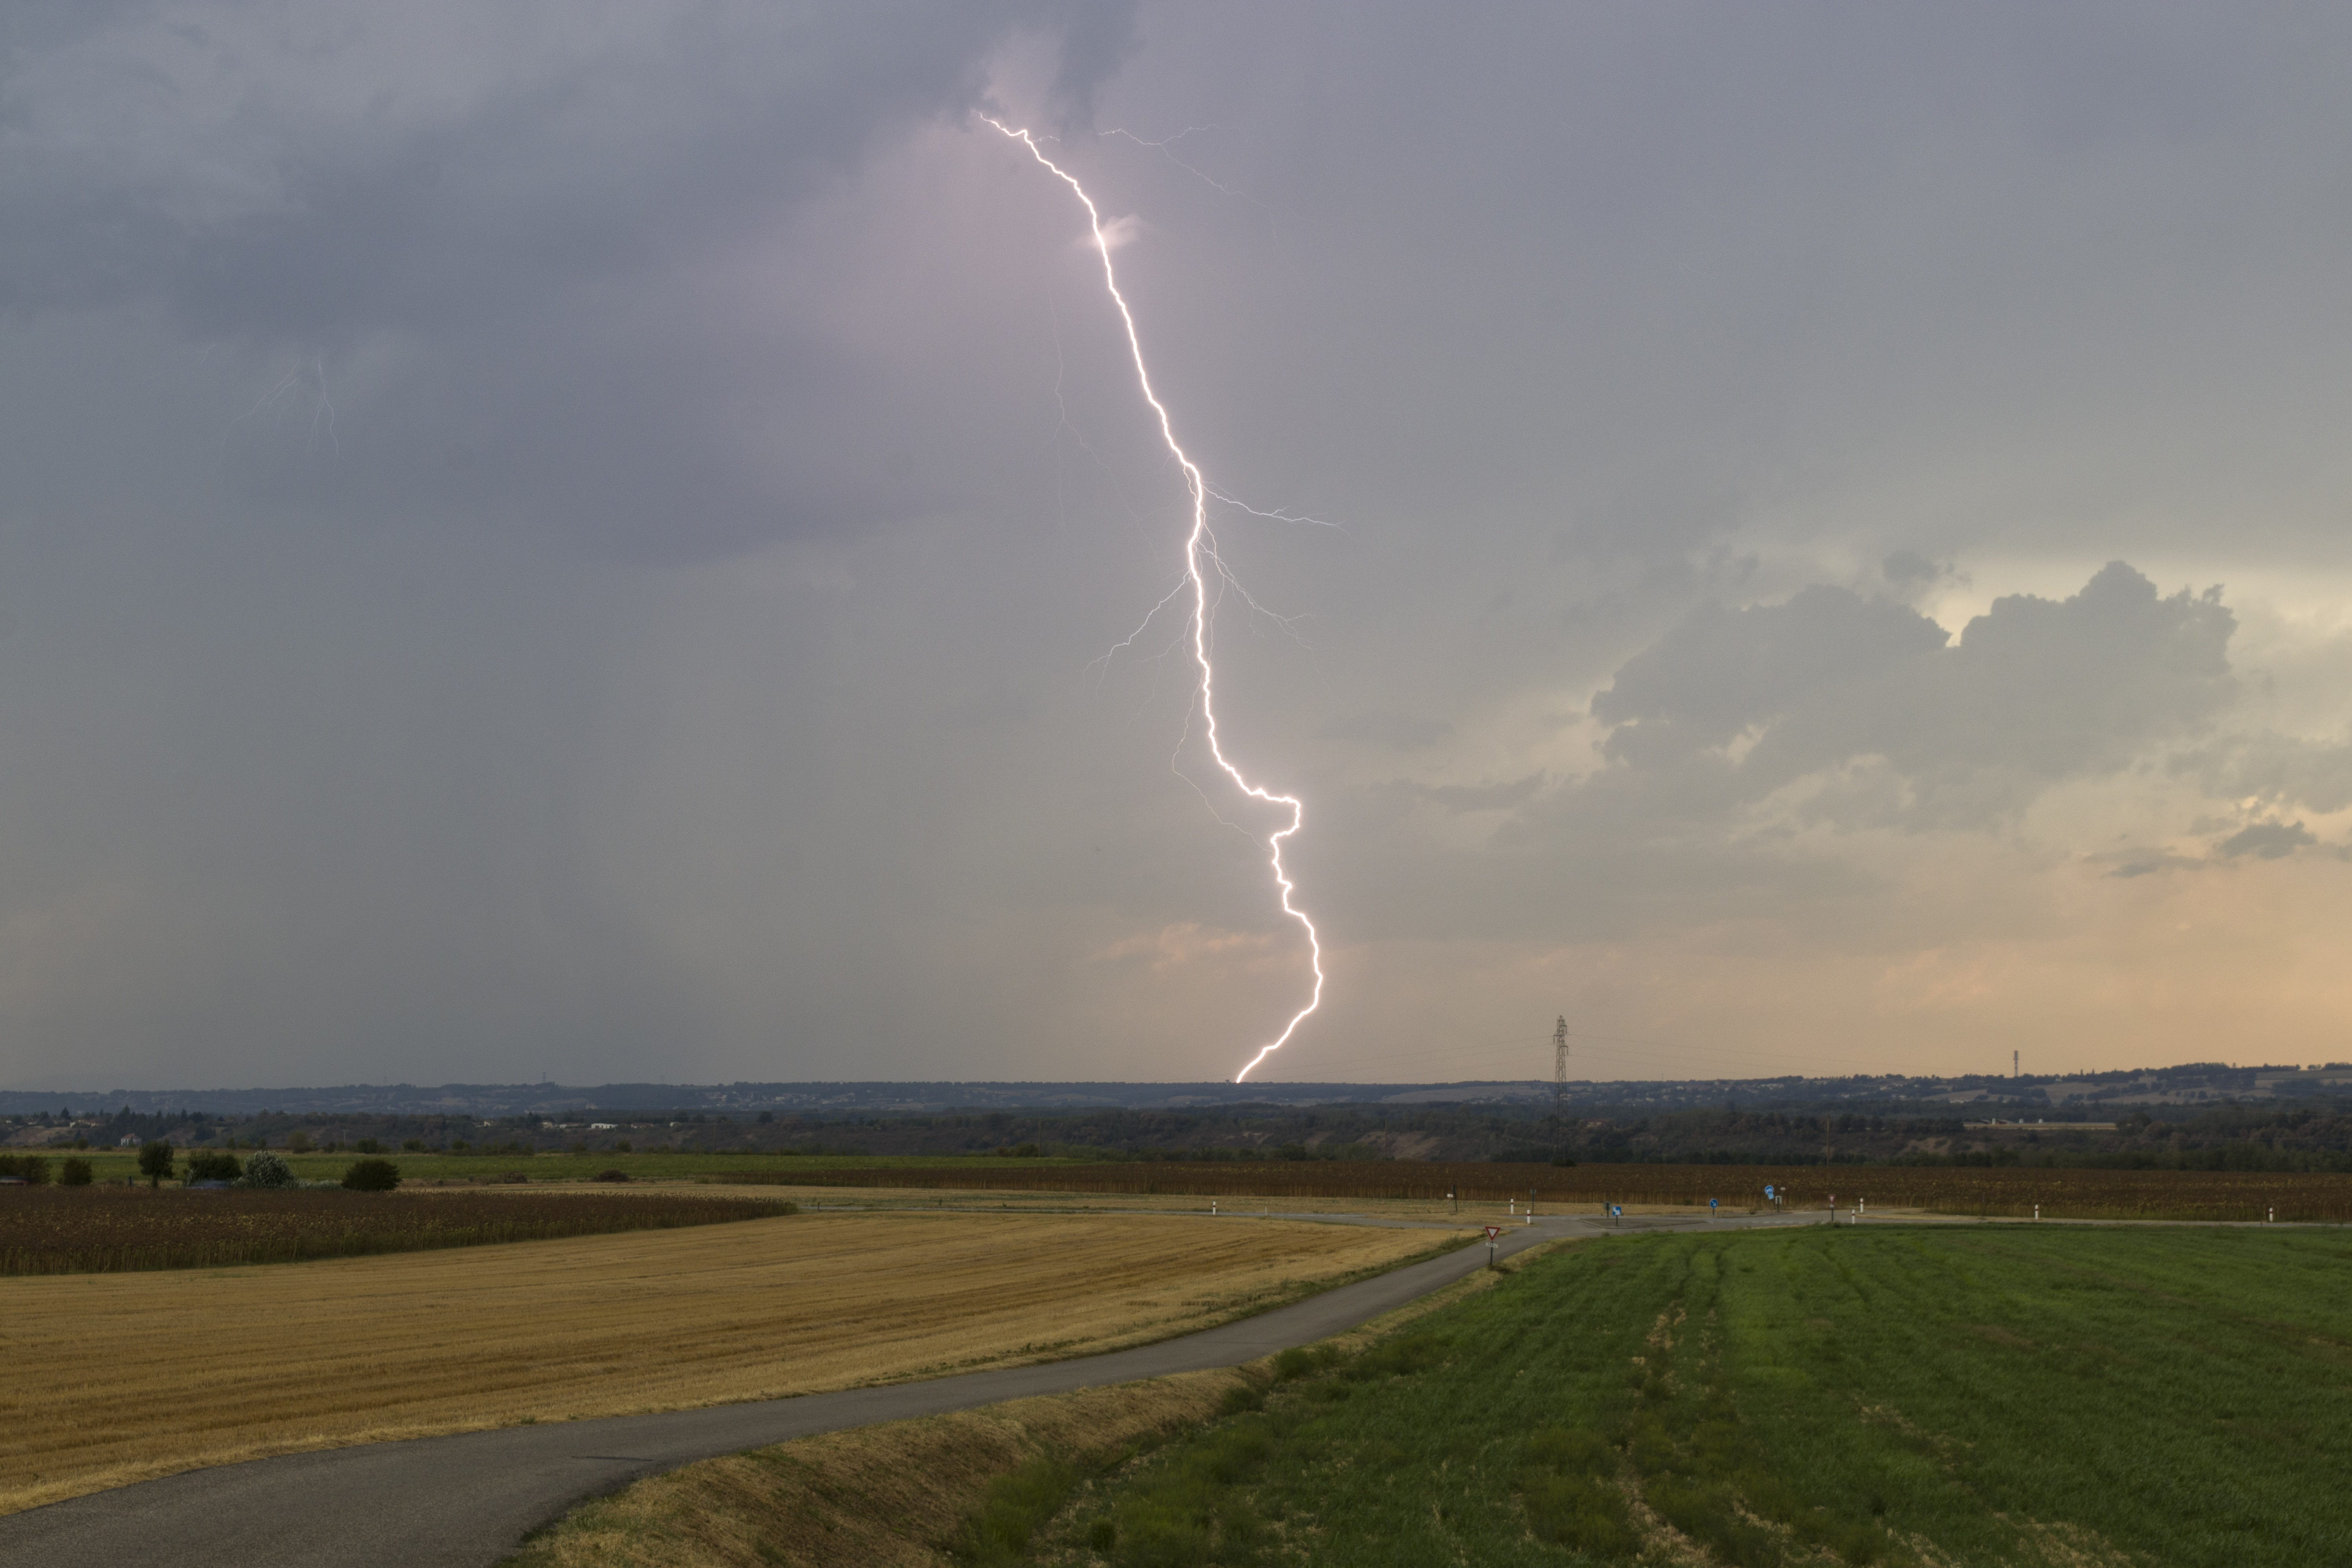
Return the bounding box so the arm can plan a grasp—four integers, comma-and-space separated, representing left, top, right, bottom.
0, 1209, 1454, 1515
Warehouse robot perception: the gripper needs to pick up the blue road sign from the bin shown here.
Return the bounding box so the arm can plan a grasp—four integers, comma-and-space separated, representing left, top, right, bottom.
1710, 1198, 1719, 1211
1610, 1204, 1622, 1217
1764, 1185, 1775, 1200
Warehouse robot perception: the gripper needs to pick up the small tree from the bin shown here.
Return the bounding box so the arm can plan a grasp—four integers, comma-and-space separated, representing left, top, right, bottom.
185, 1150, 243, 1184
241, 1151, 297, 1189
59, 1157, 94, 1187
136, 1140, 175, 1188
355, 1138, 383, 1154
341, 1158, 400, 1191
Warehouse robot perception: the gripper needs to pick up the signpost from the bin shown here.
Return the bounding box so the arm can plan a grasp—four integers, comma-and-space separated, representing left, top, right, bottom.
1709, 1198, 1719, 1219
1610, 1204, 1623, 1227
1484, 1223, 1503, 1268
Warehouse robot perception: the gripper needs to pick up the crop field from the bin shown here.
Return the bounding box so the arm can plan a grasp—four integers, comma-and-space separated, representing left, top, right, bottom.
1025, 1225, 2352, 1567
6, 1148, 1081, 1187
742, 1159, 2352, 1221
0, 1209, 1452, 1516
0, 1187, 791, 1274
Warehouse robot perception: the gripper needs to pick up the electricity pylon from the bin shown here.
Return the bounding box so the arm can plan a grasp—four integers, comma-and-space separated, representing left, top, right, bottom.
1550, 1015, 1569, 1160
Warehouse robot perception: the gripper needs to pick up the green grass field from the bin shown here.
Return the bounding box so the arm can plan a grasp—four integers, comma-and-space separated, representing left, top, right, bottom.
1024, 1225, 2352, 1566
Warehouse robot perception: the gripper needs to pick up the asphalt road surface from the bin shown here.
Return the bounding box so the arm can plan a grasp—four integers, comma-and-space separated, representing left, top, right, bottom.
1, 1209, 1815, 1567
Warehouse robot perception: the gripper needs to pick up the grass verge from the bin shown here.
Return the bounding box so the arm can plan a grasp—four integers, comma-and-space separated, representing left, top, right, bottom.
501, 1372, 1253, 1568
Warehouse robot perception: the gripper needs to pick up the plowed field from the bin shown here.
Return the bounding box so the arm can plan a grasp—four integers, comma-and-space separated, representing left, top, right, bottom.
0, 1187, 789, 1274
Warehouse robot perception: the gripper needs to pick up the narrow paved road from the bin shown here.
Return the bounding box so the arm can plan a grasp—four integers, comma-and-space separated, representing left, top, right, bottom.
1, 1210, 1812, 1567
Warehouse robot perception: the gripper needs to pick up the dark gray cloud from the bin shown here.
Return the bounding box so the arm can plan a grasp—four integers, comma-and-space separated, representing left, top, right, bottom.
1590, 563, 2236, 826
2173, 730, 2352, 816
2215, 820, 2316, 860
1, 3, 1124, 332
0, 2, 1132, 563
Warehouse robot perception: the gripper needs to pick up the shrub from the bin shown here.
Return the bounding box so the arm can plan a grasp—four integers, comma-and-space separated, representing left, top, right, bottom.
136, 1141, 175, 1188
401, 1139, 426, 1152
1271, 1345, 1342, 1382
58, 1157, 93, 1187
614, 1140, 632, 1153
996, 1142, 1043, 1158
341, 1159, 401, 1192
241, 1151, 297, 1189
355, 1138, 384, 1155
0, 1154, 49, 1185
952, 1455, 1077, 1564
287, 1132, 314, 1153
592, 1169, 631, 1183
1349, 1332, 1449, 1381
185, 1151, 243, 1184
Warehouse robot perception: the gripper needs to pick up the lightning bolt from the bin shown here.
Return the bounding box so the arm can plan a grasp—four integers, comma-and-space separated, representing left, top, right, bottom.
989, 118, 1323, 1083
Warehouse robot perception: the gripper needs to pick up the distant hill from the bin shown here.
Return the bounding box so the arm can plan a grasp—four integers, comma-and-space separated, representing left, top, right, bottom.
4, 1060, 2347, 1118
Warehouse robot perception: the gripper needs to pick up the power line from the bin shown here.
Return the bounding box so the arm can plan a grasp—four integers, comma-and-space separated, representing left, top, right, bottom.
1261, 1027, 1924, 1084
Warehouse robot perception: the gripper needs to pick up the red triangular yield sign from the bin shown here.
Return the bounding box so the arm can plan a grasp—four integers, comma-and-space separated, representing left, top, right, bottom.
1484, 1225, 1503, 1240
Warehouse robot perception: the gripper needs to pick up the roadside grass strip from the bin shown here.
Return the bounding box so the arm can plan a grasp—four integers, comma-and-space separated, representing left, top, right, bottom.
1027, 1225, 2352, 1566
501, 1371, 1251, 1568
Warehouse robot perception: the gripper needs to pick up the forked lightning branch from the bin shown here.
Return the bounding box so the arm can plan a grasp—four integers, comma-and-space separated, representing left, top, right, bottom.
987, 118, 1323, 1083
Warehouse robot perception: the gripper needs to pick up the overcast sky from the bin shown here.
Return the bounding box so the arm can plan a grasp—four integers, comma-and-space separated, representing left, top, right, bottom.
4, 2, 2351, 1091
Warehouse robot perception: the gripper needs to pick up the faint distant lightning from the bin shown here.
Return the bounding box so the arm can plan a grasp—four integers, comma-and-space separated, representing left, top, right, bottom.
989, 118, 1323, 1083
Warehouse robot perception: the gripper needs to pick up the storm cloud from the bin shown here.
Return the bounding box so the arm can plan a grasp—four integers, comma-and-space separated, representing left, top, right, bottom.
4, 3, 2352, 1091
1592, 562, 2237, 826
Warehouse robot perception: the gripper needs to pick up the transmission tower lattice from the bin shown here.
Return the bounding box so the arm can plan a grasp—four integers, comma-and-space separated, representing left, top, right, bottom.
1553, 1016, 1568, 1109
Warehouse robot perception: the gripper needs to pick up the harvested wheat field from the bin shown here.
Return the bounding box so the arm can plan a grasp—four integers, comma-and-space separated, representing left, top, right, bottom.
0, 1210, 1452, 1516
